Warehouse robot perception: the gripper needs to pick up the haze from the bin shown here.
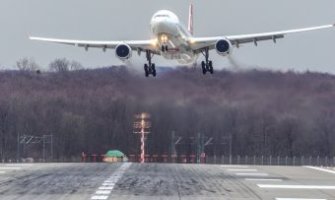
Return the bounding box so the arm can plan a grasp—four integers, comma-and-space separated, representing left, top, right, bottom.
0, 0, 335, 73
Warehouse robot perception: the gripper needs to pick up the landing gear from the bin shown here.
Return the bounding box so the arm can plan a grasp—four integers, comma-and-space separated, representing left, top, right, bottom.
144, 50, 156, 77
161, 45, 168, 52
201, 48, 214, 75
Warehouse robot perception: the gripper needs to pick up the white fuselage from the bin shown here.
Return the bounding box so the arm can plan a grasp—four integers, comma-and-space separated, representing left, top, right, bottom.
150, 10, 197, 64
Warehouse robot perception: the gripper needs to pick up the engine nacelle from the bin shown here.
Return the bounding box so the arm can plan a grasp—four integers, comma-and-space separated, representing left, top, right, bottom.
115, 44, 132, 61
215, 39, 232, 56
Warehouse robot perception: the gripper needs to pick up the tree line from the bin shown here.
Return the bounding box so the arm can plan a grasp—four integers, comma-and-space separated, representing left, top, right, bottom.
0, 60, 335, 161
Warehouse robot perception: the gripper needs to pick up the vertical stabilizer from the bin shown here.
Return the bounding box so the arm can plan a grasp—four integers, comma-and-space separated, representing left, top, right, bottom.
188, 4, 194, 35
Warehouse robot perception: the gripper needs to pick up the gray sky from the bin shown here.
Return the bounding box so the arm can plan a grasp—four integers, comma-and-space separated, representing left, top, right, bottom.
1, 0, 335, 73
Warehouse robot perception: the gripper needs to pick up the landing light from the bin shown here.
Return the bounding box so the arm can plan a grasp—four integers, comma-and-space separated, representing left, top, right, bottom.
150, 38, 158, 46
160, 34, 168, 43
189, 38, 196, 44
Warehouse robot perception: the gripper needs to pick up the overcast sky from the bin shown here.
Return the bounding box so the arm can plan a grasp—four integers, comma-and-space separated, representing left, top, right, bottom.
1, 0, 335, 73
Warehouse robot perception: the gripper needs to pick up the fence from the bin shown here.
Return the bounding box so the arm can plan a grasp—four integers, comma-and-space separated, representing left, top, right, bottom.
205, 155, 335, 166
5, 154, 334, 166
126, 154, 335, 166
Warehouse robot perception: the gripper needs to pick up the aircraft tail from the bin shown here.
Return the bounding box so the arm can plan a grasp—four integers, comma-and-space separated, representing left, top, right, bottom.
188, 4, 194, 35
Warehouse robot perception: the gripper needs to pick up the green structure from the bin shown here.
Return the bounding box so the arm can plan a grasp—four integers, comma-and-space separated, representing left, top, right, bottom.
104, 150, 127, 162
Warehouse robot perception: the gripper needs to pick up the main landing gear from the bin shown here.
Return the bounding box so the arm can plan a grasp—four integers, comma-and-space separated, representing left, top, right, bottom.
201, 48, 214, 75
144, 50, 156, 77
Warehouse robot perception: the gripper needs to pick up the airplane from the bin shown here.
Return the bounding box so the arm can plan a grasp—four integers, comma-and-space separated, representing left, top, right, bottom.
30, 4, 335, 77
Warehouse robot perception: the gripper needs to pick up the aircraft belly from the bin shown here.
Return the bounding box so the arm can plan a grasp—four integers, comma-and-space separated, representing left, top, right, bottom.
160, 37, 196, 64
162, 51, 196, 64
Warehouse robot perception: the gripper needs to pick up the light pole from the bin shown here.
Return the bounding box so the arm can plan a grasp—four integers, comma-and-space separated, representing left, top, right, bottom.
133, 113, 151, 163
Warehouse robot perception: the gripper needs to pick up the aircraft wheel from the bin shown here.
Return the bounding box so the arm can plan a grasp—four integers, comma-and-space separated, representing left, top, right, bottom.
209, 61, 214, 74
152, 64, 156, 77
201, 61, 206, 75
144, 64, 149, 77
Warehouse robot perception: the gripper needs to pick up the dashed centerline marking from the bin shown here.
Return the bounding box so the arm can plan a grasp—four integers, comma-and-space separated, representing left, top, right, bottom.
102, 183, 115, 186
91, 196, 108, 200
95, 190, 111, 195
91, 163, 131, 200
258, 184, 335, 189
98, 186, 114, 190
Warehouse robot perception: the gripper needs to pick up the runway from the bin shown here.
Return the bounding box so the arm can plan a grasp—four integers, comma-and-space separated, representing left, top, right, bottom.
0, 163, 334, 200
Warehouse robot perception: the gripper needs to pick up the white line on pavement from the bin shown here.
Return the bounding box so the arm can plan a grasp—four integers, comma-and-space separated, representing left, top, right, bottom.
103, 181, 116, 184
304, 166, 335, 175
91, 163, 131, 200
276, 198, 327, 200
221, 165, 250, 168
95, 190, 111, 195
101, 183, 115, 186
227, 169, 258, 172
0, 171, 6, 174
258, 184, 335, 189
91, 196, 108, 200
98, 186, 114, 190
0, 167, 21, 170
236, 172, 269, 176
245, 178, 282, 182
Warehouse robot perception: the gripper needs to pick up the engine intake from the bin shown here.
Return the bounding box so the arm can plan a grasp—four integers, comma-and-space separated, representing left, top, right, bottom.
115, 44, 132, 60
215, 39, 232, 56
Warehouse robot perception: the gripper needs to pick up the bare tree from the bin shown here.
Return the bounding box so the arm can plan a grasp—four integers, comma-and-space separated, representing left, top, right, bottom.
16, 58, 40, 71
49, 58, 70, 72
70, 61, 84, 71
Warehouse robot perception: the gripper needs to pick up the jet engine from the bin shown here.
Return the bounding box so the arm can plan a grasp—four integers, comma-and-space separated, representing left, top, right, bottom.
215, 39, 232, 56
115, 44, 132, 60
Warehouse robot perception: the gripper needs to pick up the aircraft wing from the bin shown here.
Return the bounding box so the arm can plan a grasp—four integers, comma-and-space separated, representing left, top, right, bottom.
29, 36, 159, 53
190, 24, 335, 51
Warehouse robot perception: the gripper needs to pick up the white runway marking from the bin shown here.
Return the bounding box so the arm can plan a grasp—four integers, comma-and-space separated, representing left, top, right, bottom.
221, 165, 250, 168
227, 169, 258, 172
0, 167, 21, 170
0, 171, 6, 174
258, 184, 335, 189
245, 178, 282, 182
98, 186, 114, 190
276, 198, 327, 200
104, 180, 116, 183
91, 196, 108, 200
236, 172, 269, 176
0, 164, 33, 167
102, 182, 115, 186
304, 166, 335, 175
91, 163, 131, 200
95, 190, 111, 195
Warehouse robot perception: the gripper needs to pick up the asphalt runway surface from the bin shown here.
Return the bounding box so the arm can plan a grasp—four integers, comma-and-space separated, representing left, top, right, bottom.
0, 163, 335, 200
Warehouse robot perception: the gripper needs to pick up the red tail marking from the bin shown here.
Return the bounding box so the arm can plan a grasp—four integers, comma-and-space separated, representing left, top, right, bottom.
188, 4, 194, 35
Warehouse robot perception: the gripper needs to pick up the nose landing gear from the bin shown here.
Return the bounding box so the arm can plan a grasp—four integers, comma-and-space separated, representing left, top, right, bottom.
161, 45, 169, 52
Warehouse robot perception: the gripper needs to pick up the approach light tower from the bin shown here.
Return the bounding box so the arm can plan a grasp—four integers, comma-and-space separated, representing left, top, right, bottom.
133, 113, 151, 163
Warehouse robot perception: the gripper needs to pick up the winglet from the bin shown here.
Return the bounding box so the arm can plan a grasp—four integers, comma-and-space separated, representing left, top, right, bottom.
188, 3, 194, 35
